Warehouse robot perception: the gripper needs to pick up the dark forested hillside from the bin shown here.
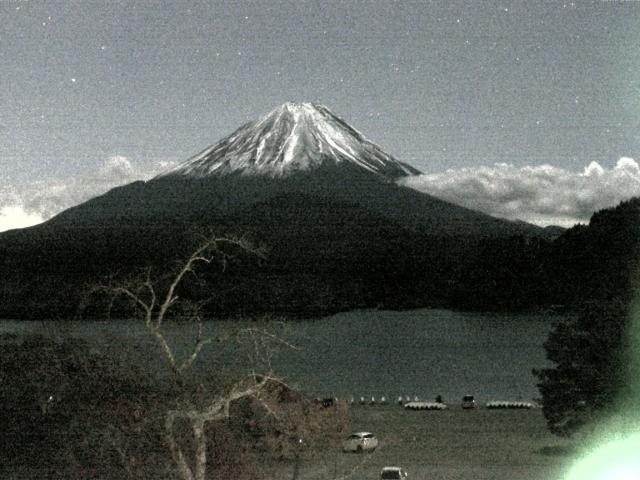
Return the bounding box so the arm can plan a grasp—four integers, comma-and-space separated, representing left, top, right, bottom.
545, 198, 640, 307
0, 191, 637, 320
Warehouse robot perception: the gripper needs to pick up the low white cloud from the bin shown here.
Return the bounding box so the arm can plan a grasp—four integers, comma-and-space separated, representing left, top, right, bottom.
98, 155, 135, 179
0, 206, 44, 231
0, 156, 169, 232
399, 157, 640, 227
158, 160, 177, 170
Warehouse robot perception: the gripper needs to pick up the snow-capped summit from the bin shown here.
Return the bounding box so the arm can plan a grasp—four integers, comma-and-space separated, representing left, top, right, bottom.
161, 102, 421, 179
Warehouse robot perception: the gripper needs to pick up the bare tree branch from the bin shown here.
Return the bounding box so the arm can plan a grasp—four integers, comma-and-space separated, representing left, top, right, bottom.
86, 233, 305, 480
90, 234, 265, 381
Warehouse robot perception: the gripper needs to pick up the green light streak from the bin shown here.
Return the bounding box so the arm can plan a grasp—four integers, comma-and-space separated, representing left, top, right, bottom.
565, 432, 640, 480
564, 296, 640, 480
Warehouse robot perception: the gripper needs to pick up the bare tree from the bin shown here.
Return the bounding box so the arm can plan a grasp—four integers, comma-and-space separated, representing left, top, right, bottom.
102, 235, 264, 377
94, 234, 309, 480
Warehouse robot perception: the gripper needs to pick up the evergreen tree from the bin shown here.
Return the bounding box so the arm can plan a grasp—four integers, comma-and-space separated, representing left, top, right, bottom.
534, 300, 629, 436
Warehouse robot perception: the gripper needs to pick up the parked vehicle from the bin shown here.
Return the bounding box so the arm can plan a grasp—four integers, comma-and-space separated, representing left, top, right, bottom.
342, 432, 378, 452
461, 394, 476, 409
381, 466, 408, 479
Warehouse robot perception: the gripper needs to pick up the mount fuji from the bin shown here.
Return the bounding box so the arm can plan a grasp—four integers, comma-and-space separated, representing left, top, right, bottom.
0, 102, 555, 318
46, 102, 543, 235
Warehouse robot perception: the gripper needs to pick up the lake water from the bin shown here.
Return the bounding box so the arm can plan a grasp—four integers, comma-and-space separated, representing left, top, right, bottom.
0, 309, 558, 403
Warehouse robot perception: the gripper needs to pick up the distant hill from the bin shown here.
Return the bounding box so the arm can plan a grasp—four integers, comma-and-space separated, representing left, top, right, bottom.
545, 197, 640, 307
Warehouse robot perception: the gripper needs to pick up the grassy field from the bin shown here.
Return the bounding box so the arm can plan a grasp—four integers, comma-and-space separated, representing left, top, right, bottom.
296, 403, 578, 480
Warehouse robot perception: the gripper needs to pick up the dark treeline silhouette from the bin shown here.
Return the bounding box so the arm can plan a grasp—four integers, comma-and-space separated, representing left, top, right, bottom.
532, 198, 640, 436
0, 197, 638, 320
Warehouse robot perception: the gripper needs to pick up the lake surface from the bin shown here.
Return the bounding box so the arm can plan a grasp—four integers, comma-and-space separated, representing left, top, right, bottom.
0, 309, 559, 403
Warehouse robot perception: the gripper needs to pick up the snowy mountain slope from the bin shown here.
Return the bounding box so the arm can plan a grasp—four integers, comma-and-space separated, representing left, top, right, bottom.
160, 102, 421, 179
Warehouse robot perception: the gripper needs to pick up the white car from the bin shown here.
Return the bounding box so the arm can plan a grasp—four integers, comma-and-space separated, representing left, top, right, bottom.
342, 431, 378, 452
381, 466, 408, 479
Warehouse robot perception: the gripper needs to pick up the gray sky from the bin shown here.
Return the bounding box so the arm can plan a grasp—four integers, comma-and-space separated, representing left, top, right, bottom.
2, 0, 639, 229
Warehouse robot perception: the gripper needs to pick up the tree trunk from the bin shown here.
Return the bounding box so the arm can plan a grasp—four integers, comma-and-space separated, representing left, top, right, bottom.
193, 419, 207, 480
165, 413, 195, 480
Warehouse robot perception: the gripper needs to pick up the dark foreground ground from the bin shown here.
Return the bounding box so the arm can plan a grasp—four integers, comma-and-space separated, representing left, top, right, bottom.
288, 404, 577, 480
3, 403, 577, 480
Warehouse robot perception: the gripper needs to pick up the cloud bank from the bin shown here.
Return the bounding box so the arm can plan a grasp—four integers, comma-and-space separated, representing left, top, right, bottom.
0, 156, 174, 232
2, 156, 639, 232
399, 158, 640, 227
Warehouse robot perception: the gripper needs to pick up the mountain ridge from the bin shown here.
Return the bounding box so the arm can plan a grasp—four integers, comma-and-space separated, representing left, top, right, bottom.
45, 102, 547, 237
